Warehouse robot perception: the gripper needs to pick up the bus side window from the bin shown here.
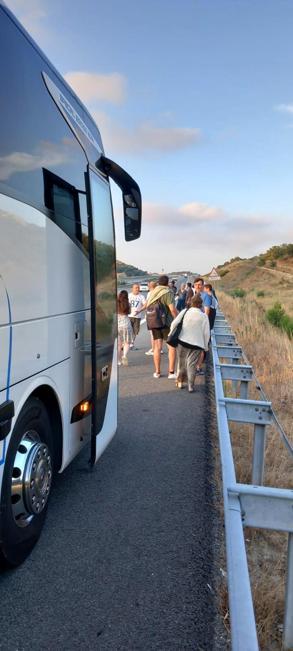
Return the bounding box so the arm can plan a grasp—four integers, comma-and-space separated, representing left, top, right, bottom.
43, 168, 88, 254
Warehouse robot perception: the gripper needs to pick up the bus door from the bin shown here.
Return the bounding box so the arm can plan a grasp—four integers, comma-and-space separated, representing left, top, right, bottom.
87, 168, 117, 464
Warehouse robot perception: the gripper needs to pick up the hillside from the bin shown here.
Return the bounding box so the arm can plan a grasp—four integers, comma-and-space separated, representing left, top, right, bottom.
116, 260, 148, 277
209, 244, 293, 318
117, 262, 199, 279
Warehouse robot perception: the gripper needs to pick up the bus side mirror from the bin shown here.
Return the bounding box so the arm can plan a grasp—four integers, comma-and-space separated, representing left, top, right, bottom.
95, 155, 142, 241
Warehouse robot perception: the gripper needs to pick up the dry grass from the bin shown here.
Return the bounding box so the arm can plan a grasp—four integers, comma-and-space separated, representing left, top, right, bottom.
216, 291, 293, 650
213, 256, 293, 318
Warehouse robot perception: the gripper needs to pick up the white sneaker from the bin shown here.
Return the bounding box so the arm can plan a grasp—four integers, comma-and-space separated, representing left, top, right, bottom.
145, 349, 154, 355
153, 372, 161, 378
168, 372, 176, 380
118, 361, 121, 366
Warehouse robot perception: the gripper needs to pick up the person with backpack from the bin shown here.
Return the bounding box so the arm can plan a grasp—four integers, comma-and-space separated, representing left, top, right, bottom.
145, 275, 178, 378
145, 280, 158, 356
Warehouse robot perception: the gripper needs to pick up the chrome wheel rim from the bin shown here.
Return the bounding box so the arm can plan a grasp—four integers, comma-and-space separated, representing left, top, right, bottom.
11, 430, 52, 528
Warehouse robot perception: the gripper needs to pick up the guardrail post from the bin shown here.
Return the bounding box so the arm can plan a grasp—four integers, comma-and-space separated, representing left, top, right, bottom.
232, 357, 239, 395
252, 424, 266, 485
240, 381, 249, 400
284, 532, 293, 649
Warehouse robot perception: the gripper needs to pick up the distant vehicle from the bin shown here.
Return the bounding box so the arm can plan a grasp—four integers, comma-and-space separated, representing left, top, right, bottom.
139, 283, 148, 292
0, 3, 141, 566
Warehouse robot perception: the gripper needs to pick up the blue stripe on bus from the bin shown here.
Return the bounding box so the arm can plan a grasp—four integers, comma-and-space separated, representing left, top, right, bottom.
0, 286, 13, 466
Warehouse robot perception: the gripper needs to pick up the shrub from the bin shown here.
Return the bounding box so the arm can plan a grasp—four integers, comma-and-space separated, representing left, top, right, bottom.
256, 290, 265, 297
257, 243, 293, 265
266, 302, 285, 327
231, 288, 246, 298
219, 269, 229, 277
266, 302, 293, 338
229, 256, 243, 264
265, 243, 293, 260
280, 314, 293, 338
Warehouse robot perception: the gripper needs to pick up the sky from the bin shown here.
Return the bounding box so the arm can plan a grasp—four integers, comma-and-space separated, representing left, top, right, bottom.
6, 0, 293, 274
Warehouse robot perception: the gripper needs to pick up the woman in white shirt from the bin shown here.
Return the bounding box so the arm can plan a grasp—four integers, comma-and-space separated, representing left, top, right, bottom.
128, 283, 147, 348
169, 294, 210, 392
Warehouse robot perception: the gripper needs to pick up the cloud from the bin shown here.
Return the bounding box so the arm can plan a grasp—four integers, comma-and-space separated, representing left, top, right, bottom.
179, 202, 224, 222
64, 72, 127, 105
115, 197, 292, 273
5, 0, 48, 39
138, 202, 179, 225
142, 201, 226, 227
92, 111, 202, 154
130, 124, 201, 152
0, 138, 76, 180
64, 72, 201, 154
275, 104, 293, 115
139, 201, 274, 248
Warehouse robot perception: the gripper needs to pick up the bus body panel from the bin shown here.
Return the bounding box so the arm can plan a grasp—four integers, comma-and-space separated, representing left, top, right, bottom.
0, 356, 92, 476
0, 1, 140, 565
0, 8, 116, 458
0, 192, 92, 401
0, 275, 8, 324
0, 195, 91, 327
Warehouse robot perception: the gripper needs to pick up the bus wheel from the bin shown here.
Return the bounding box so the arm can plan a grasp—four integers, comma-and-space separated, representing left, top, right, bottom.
0, 397, 54, 567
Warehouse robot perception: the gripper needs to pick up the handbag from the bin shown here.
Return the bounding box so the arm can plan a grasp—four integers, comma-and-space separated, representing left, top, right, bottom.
166, 308, 189, 348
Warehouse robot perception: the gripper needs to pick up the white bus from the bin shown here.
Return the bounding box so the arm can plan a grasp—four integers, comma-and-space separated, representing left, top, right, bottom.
0, 4, 141, 566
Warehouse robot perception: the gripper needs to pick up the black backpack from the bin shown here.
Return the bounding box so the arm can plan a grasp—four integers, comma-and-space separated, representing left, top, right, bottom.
146, 300, 167, 330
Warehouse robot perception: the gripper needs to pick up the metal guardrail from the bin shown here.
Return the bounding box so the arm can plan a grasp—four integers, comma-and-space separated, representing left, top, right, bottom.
212, 311, 293, 651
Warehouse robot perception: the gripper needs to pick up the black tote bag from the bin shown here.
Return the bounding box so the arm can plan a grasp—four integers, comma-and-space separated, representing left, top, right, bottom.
166, 308, 189, 348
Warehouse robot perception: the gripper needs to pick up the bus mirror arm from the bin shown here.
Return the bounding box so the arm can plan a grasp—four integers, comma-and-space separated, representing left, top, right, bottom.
95, 155, 142, 241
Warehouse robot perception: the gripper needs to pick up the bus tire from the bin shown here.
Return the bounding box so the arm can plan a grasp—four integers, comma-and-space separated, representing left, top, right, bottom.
0, 397, 54, 568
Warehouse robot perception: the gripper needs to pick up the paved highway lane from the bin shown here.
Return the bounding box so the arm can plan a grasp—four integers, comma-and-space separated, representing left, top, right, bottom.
0, 326, 226, 650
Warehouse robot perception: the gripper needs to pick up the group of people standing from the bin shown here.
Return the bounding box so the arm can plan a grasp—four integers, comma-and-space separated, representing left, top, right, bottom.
117, 275, 218, 392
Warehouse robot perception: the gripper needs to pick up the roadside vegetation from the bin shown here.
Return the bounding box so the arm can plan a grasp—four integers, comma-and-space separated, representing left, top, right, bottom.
213, 244, 293, 323
258, 243, 293, 268
217, 290, 293, 650
266, 302, 293, 338
228, 288, 293, 339
117, 260, 149, 277
230, 287, 246, 298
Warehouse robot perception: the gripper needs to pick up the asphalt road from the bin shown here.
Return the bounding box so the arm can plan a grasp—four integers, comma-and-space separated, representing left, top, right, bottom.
0, 326, 226, 650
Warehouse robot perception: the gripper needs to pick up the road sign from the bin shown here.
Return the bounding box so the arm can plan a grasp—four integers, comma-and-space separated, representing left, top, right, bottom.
209, 267, 221, 281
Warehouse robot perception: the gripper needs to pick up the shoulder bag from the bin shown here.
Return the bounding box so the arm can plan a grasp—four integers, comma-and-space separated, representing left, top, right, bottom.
166, 308, 189, 348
